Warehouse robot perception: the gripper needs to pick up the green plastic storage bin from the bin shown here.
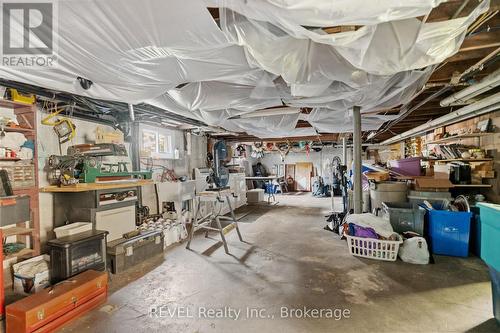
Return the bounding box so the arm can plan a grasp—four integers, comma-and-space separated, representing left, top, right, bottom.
477, 202, 500, 271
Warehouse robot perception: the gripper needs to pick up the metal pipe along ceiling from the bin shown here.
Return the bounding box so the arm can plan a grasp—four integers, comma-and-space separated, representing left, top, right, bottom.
440, 68, 500, 107
381, 91, 500, 145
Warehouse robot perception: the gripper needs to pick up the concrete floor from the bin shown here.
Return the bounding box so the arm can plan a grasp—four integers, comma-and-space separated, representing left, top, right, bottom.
61, 194, 497, 333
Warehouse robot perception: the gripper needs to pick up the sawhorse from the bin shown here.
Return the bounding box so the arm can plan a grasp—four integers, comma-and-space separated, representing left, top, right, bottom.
186, 189, 243, 254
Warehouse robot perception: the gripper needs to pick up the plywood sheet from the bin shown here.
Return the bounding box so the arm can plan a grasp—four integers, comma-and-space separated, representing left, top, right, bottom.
295, 162, 313, 191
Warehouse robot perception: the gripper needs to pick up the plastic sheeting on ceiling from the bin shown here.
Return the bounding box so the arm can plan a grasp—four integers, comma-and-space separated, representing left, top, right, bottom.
0, 0, 253, 103
0, 0, 490, 138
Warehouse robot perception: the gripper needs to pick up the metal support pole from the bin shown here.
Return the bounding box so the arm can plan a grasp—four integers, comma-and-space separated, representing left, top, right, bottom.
342, 137, 347, 166
352, 106, 363, 214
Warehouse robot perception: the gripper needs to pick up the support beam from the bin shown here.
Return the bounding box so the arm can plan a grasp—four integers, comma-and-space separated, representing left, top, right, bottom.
342, 137, 347, 166
352, 106, 363, 214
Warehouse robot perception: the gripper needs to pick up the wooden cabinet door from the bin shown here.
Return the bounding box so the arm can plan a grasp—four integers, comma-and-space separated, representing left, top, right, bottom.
295, 162, 313, 191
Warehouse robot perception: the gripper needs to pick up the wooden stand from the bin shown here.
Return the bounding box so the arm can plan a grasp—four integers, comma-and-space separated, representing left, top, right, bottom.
186, 189, 243, 254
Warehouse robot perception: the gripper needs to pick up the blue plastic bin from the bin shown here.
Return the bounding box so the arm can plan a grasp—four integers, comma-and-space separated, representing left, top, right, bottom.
264, 183, 279, 194
477, 202, 500, 271
489, 266, 500, 326
424, 205, 472, 257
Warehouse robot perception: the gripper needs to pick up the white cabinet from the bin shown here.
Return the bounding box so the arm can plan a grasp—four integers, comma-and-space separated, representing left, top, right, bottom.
95, 205, 136, 241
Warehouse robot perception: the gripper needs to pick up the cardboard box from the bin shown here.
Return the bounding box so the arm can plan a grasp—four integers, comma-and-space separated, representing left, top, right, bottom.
12, 255, 50, 295
415, 177, 453, 191
475, 170, 495, 178
364, 171, 389, 182
247, 189, 265, 203
471, 161, 493, 172
433, 164, 450, 179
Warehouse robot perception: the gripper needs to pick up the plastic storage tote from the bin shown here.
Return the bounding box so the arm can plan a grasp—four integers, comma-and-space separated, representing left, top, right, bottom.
489, 266, 500, 326
408, 190, 452, 208
424, 206, 472, 257
389, 157, 422, 176
381, 202, 426, 235
477, 202, 500, 271
369, 181, 408, 212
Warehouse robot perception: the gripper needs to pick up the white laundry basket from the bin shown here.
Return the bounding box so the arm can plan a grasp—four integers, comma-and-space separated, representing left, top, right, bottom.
345, 234, 403, 261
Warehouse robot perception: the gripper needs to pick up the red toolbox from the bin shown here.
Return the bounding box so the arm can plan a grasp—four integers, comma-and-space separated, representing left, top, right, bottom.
6, 270, 107, 333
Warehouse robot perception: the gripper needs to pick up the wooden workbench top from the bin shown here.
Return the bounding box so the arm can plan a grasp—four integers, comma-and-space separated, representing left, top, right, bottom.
40, 179, 154, 193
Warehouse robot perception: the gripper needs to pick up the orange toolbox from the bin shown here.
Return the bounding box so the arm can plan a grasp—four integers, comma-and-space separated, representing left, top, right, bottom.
6, 270, 107, 333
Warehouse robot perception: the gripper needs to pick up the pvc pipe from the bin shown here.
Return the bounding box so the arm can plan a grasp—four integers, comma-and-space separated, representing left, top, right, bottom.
382, 92, 500, 145
352, 106, 363, 214
440, 68, 500, 106
128, 104, 135, 122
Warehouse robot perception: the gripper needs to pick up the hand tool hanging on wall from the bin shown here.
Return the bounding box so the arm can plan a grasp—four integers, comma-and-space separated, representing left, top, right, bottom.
41, 104, 76, 153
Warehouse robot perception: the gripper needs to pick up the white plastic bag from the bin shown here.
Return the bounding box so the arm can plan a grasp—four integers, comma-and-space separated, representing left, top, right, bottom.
399, 237, 429, 265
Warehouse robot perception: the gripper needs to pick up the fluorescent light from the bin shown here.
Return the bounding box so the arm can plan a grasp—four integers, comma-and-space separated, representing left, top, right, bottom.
366, 131, 377, 140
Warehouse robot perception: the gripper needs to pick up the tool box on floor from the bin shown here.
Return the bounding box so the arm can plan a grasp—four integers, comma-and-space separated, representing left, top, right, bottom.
5, 270, 108, 333
107, 230, 164, 274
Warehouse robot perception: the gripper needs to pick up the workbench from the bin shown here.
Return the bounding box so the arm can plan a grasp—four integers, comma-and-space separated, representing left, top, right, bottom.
40, 179, 154, 193
41, 180, 153, 242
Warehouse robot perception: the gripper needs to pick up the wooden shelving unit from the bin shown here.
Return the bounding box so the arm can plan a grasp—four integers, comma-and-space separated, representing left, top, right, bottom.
0, 99, 40, 260
425, 132, 493, 145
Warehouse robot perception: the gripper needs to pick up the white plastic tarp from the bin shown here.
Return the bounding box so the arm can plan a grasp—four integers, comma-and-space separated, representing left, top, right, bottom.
306, 109, 400, 133
0, 0, 490, 137
0, 0, 252, 103
206, 0, 447, 27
